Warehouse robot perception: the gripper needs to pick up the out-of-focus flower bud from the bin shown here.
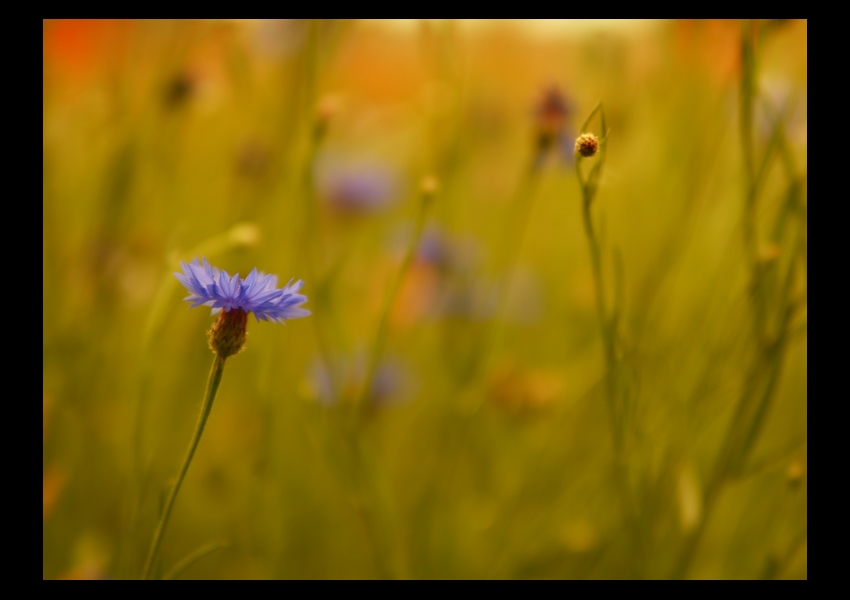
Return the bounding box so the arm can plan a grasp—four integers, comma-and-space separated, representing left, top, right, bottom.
534, 85, 572, 155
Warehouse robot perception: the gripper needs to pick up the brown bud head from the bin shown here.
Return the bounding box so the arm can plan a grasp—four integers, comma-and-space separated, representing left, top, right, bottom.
208, 308, 248, 358
575, 133, 599, 158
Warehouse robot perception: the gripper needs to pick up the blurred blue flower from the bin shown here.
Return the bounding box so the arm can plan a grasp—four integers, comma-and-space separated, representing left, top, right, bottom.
416, 227, 452, 270
316, 159, 398, 214
175, 257, 310, 322
307, 355, 411, 408
411, 228, 497, 320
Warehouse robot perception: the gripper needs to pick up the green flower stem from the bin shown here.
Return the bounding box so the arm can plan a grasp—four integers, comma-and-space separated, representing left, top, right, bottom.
579, 190, 621, 449
142, 354, 226, 580
120, 225, 260, 578
574, 105, 646, 576
574, 103, 622, 451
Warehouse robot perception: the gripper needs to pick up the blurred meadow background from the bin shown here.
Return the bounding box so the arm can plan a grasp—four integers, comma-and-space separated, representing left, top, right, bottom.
43, 19, 807, 579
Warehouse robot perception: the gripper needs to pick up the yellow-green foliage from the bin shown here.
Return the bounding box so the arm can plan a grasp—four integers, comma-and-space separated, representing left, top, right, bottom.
43, 20, 807, 579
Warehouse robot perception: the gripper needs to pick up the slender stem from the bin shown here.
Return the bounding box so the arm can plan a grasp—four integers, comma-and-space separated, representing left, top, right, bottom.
574, 109, 646, 575
579, 187, 639, 570
574, 113, 620, 452
162, 541, 228, 580
142, 354, 226, 579
740, 20, 758, 267
580, 194, 620, 450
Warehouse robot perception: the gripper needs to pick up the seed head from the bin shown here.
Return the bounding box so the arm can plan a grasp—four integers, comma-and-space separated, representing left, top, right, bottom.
575, 133, 599, 158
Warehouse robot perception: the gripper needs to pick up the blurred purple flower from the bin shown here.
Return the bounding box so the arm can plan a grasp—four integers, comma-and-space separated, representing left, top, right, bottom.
175, 257, 310, 322
316, 159, 399, 214
416, 227, 452, 270
532, 84, 576, 167
307, 355, 411, 407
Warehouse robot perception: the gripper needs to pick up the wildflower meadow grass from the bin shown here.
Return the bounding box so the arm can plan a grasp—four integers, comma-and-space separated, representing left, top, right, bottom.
43, 20, 806, 579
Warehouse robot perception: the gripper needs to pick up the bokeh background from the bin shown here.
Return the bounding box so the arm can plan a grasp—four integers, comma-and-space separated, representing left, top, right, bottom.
43, 19, 807, 579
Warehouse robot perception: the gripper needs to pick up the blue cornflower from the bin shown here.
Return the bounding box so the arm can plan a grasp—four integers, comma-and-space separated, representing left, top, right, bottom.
176, 257, 310, 322
175, 258, 309, 358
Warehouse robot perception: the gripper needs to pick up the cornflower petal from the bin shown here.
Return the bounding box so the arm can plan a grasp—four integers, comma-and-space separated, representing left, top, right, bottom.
175, 257, 310, 323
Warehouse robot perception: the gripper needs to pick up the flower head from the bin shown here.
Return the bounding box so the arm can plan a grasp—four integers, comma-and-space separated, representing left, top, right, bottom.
175, 257, 310, 323
575, 133, 600, 158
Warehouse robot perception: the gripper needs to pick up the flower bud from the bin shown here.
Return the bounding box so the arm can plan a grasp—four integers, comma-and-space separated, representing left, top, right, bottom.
575, 133, 600, 158
208, 308, 248, 358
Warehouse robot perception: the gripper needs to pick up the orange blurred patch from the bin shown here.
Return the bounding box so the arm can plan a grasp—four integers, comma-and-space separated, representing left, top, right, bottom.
330, 27, 426, 104
673, 19, 741, 84
43, 465, 67, 521
58, 534, 110, 580
487, 359, 565, 413
391, 262, 440, 327
43, 19, 132, 86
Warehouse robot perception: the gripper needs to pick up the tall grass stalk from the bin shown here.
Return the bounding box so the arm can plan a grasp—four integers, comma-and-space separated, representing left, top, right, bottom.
672, 21, 806, 578
161, 541, 228, 580
142, 354, 226, 579
574, 103, 646, 575
574, 104, 624, 450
